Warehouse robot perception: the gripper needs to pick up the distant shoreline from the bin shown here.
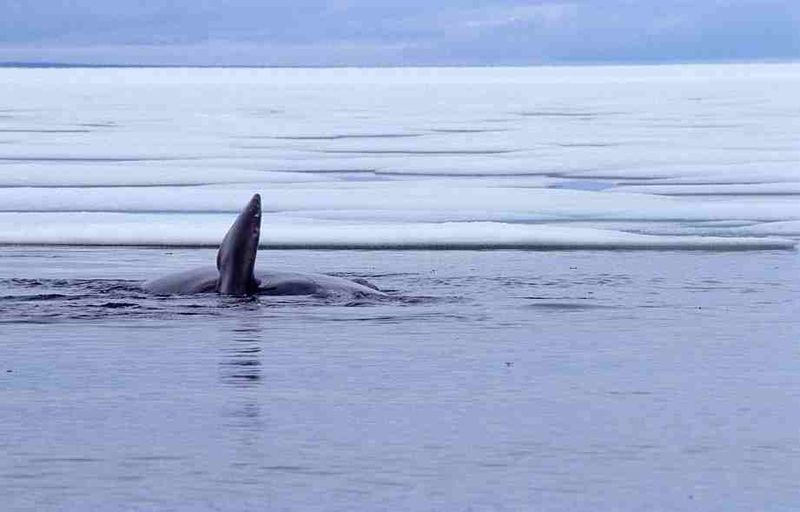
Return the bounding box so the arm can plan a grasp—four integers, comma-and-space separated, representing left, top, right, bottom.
0, 59, 798, 70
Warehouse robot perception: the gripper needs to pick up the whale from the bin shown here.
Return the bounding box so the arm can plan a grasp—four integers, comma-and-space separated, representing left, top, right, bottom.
143, 193, 385, 297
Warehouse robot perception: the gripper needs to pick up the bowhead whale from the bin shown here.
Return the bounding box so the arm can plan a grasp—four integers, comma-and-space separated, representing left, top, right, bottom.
143, 194, 385, 297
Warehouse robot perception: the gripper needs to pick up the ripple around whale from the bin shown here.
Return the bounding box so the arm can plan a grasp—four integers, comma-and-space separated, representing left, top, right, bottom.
0, 276, 398, 323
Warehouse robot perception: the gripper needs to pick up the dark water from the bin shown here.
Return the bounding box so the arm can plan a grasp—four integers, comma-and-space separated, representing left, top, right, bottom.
1, 248, 799, 511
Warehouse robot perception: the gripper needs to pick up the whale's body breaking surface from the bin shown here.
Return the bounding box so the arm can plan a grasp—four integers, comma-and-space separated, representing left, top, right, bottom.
143, 193, 385, 297
144, 266, 384, 297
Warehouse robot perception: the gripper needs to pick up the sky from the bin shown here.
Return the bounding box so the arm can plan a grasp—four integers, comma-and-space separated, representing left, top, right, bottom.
0, 0, 798, 66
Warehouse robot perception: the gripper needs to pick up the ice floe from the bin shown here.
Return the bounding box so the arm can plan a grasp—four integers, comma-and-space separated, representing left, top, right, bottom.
0, 213, 792, 250
0, 63, 797, 249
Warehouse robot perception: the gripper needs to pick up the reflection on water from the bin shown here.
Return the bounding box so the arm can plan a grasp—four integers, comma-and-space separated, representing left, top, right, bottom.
220, 320, 264, 432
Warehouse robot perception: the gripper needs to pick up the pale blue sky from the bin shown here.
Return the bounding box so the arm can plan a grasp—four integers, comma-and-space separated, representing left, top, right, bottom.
0, 0, 798, 65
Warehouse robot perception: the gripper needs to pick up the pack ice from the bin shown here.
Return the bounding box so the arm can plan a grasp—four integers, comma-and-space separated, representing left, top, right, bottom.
0, 64, 797, 250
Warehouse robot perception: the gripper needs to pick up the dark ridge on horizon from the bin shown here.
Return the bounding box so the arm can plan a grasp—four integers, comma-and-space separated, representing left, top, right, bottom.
0, 61, 329, 69
1, 58, 798, 70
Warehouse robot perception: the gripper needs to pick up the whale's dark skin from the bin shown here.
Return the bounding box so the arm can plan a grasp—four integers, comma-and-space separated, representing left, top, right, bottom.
143, 193, 385, 297
217, 193, 262, 295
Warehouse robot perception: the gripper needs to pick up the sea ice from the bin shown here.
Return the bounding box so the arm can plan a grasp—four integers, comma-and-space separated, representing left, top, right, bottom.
0, 63, 797, 249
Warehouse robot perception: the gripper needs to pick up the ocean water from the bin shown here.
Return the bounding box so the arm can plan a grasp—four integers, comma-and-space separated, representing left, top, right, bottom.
2, 248, 799, 511
0, 64, 799, 511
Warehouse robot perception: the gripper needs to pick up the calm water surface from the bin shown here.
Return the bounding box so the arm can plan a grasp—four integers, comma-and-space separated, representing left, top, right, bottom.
1, 248, 799, 511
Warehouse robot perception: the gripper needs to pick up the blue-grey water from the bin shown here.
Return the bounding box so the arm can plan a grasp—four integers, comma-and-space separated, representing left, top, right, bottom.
2, 247, 798, 511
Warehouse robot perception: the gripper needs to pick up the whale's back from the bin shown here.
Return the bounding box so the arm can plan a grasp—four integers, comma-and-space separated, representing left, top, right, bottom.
143, 266, 219, 295
255, 270, 386, 297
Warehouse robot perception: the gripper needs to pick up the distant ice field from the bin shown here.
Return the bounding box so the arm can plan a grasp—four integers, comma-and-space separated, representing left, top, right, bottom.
0, 63, 797, 250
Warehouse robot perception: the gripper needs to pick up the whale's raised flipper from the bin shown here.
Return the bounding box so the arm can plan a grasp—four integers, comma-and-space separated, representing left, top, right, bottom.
216, 193, 261, 296
143, 193, 386, 298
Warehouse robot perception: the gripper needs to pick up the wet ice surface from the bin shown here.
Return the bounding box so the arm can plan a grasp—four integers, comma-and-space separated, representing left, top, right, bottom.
2, 248, 800, 511
0, 64, 798, 249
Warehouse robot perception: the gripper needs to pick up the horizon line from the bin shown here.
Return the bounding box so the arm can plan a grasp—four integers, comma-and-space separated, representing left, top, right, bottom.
1, 58, 798, 70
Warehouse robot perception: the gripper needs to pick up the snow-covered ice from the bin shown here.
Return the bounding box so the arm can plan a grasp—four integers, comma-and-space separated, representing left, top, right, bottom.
0, 63, 797, 249
0, 212, 792, 250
